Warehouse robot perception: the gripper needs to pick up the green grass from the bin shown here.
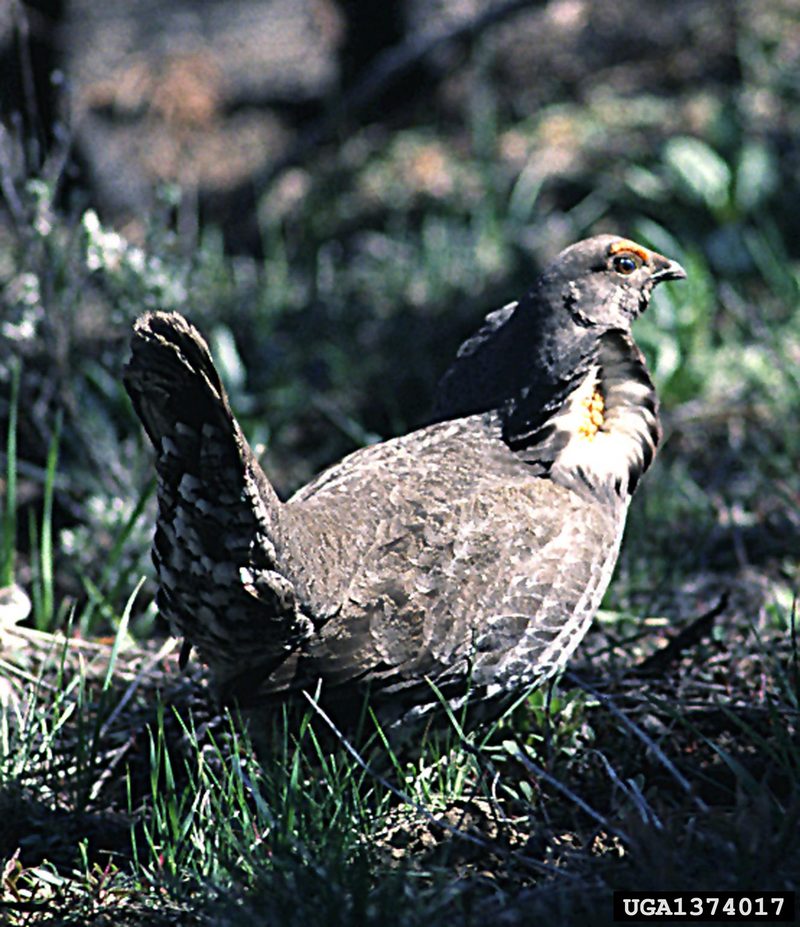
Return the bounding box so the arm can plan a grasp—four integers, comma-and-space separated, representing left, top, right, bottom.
28, 414, 60, 632
1, 358, 20, 588
0, 597, 796, 925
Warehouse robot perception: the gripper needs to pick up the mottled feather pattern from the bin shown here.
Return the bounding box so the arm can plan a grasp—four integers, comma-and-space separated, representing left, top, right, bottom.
124, 313, 312, 684
124, 236, 686, 729
281, 416, 624, 692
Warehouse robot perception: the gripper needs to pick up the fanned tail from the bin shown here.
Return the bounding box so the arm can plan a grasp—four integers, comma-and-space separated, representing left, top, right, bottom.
124, 312, 310, 689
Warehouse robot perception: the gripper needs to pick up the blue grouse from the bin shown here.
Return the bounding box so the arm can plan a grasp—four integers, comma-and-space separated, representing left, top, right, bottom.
124, 235, 686, 728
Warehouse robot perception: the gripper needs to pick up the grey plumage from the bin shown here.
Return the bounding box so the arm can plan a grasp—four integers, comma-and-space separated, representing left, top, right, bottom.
124, 235, 686, 728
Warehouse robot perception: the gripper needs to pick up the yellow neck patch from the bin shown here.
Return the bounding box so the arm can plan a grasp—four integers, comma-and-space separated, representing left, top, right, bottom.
578, 389, 605, 439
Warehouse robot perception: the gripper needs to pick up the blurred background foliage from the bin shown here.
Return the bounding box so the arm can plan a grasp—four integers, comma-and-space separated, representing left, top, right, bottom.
0, 0, 798, 640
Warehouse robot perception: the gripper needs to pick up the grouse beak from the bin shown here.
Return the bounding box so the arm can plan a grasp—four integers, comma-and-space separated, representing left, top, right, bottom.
651, 254, 687, 283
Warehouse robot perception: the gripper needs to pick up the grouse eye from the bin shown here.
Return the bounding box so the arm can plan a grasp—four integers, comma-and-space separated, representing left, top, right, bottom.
612, 253, 640, 276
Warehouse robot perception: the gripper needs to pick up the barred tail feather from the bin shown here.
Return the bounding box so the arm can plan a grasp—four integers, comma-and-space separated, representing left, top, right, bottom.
124, 312, 309, 688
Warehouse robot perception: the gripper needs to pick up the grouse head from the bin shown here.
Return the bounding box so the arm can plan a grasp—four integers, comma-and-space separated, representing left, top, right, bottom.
536, 234, 686, 331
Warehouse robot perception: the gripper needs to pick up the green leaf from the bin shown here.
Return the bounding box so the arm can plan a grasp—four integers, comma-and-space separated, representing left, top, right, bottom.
735, 141, 778, 213
664, 136, 731, 212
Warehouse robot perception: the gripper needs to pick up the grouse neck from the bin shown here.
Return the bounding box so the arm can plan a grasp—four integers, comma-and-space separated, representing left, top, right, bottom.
502, 329, 661, 501
431, 289, 601, 423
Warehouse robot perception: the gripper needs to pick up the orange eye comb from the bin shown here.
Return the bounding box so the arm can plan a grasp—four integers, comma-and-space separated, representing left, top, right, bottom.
608, 239, 652, 263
